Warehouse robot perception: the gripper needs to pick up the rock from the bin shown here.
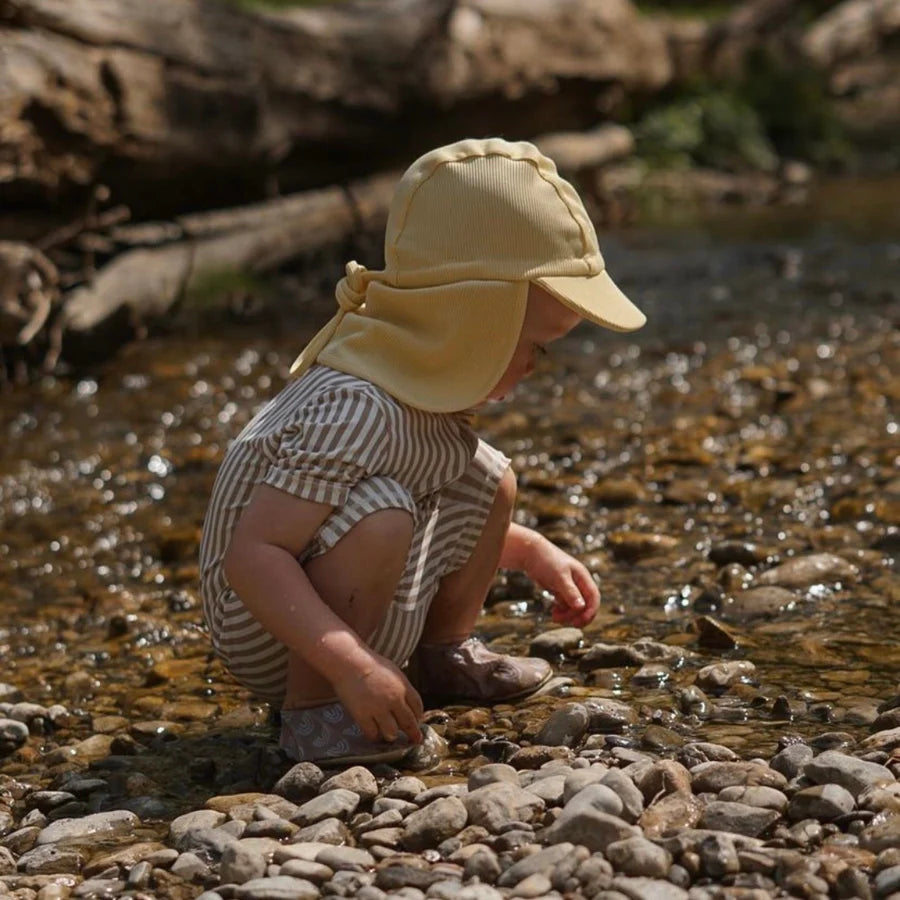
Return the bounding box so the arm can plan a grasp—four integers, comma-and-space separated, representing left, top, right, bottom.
535, 703, 590, 747
35, 810, 139, 846
232, 875, 320, 899
563, 767, 608, 803
639, 792, 704, 838
530, 628, 583, 659
385, 777, 427, 801
315, 845, 375, 871
874, 864, 900, 898
320, 766, 378, 802
718, 786, 788, 812
787, 784, 855, 821
610, 875, 689, 899
219, 841, 267, 884
699, 801, 780, 837
542, 806, 639, 852
694, 616, 740, 650
496, 842, 574, 887
691, 762, 787, 793
695, 660, 756, 692
861, 727, 900, 754
463, 783, 544, 833
291, 789, 360, 826
273, 763, 325, 804
169, 809, 227, 844
564, 783, 625, 820
605, 836, 672, 878
582, 697, 640, 732
708, 541, 769, 566
698, 833, 740, 878
860, 817, 900, 853
0, 718, 30, 754
292, 816, 351, 845
804, 750, 895, 798
631, 760, 692, 802
721, 587, 798, 620
170, 850, 211, 881
607, 532, 679, 560
757, 553, 859, 588
279, 859, 334, 882
467, 764, 519, 790
524, 773, 566, 805
601, 769, 645, 823
770, 743, 814, 779
401, 797, 468, 851
16, 844, 85, 875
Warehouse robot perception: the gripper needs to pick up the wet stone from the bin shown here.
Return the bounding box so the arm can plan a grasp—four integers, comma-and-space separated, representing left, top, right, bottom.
718, 785, 788, 811
691, 762, 787, 793
803, 750, 896, 798
35, 810, 139, 846
291, 816, 350, 845
530, 628, 583, 659
16, 844, 84, 875
582, 698, 639, 732
0, 719, 29, 754
757, 553, 859, 588
788, 784, 856, 821
699, 801, 780, 837
534, 703, 589, 747
169, 809, 227, 844
696, 661, 756, 692
721, 587, 797, 620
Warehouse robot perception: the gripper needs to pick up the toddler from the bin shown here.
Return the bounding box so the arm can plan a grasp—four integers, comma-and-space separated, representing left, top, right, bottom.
199, 138, 646, 766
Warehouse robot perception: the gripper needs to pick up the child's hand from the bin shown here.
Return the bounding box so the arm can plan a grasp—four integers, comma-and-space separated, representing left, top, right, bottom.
521, 535, 600, 628
333, 653, 424, 746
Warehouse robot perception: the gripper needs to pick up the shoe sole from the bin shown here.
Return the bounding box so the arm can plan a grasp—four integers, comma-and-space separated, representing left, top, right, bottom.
424, 673, 573, 706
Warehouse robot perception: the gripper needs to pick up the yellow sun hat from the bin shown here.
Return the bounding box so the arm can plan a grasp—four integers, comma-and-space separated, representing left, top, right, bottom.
290, 137, 646, 412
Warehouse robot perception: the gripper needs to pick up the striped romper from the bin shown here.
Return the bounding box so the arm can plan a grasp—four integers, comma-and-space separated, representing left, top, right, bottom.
199, 364, 510, 701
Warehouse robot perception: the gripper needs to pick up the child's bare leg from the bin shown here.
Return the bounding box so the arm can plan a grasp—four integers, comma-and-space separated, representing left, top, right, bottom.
420, 466, 517, 643
414, 467, 552, 703
282, 507, 413, 709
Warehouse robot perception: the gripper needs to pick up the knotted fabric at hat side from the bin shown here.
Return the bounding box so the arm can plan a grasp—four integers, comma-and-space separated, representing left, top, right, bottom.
290, 261, 374, 377
316, 279, 528, 413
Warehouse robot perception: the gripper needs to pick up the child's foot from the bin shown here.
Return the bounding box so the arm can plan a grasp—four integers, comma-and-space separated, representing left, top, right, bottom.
414, 637, 553, 704
279, 702, 411, 766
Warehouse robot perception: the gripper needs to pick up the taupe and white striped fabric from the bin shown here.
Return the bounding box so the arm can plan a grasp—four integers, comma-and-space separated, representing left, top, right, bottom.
199, 364, 510, 701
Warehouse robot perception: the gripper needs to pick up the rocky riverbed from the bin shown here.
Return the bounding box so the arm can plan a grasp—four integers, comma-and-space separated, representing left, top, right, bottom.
1, 201, 898, 898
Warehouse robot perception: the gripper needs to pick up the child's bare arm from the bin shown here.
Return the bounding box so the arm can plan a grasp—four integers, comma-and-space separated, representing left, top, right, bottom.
500, 522, 600, 627
223, 485, 422, 743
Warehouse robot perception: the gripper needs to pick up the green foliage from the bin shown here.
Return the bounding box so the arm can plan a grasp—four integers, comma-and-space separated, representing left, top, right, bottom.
633, 49, 851, 173
739, 48, 851, 167
634, 90, 778, 173
184, 268, 267, 313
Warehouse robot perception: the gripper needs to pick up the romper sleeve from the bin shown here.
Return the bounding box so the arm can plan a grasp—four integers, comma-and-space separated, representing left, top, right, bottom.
262, 385, 389, 507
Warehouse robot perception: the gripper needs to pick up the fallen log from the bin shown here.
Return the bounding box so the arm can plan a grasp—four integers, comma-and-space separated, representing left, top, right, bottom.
0, 0, 671, 214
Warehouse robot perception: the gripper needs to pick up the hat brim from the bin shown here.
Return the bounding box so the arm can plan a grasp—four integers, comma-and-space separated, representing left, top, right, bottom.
535, 269, 646, 333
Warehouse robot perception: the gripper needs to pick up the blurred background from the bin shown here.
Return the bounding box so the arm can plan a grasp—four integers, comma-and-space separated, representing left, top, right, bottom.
1, 0, 898, 374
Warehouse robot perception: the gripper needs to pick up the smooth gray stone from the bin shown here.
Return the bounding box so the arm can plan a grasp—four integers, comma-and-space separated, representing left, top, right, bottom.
525, 774, 566, 806
72, 879, 125, 897
717, 785, 788, 811
320, 766, 379, 802
564, 783, 624, 820
316, 845, 375, 871
233, 875, 320, 899
605, 836, 672, 878
16, 843, 84, 875
219, 841, 266, 884
788, 783, 855, 821
292, 788, 360, 826
542, 807, 639, 852
463, 783, 544, 834
535, 703, 590, 747
273, 762, 324, 804
699, 801, 780, 837
383, 776, 427, 801
610, 876, 688, 899
600, 769, 644, 823
467, 764, 519, 791
402, 797, 468, 851
278, 858, 334, 883
173, 825, 238, 858
803, 750, 895, 798
169, 809, 227, 844
170, 850, 210, 881
496, 842, 574, 887
874, 864, 900, 897
36, 810, 139, 846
